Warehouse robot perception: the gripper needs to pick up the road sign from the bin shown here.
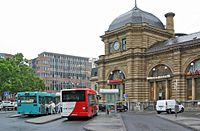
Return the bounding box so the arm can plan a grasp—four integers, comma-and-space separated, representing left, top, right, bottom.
3, 91, 10, 96
124, 93, 128, 98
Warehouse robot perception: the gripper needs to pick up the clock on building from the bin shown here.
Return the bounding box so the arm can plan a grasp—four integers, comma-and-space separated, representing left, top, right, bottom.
113, 41, 119, 50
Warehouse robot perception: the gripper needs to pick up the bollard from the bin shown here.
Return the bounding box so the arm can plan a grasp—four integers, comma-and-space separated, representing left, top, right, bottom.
175, 111, 177, 118
107, 109, 109, 115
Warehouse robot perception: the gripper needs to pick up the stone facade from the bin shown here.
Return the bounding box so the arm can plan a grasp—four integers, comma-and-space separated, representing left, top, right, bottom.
96, 6, 200, 102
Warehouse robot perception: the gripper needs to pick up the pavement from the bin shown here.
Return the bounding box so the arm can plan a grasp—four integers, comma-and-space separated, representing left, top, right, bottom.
83, 112, 126, 131
9, 112, 126, 130
157, 113, 200, 131
25, 114, 61, 124
84, 111, 200, 131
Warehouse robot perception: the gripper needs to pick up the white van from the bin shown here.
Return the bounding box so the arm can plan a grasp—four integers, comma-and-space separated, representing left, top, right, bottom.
156, 99, 184, 114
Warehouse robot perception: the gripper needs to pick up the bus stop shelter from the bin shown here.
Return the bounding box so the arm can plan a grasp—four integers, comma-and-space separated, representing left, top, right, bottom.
99, 89, 119, 113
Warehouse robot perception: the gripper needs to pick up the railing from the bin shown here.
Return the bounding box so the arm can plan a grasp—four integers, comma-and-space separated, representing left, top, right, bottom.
181, 100, 200, 111
128, 101, 156, 111
128, 100, 200, 112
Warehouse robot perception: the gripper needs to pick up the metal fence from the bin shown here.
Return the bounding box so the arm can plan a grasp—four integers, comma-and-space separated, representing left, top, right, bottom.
128, 100, 200, 112
129, 101, 156, 111
181, 100, 200, 111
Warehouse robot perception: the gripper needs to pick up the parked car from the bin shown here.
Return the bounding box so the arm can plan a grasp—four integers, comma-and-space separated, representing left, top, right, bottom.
0, 102, 3, 111
12, 102, 17, 110
156, 99, 184, 114
98, 104, 106, 112
107, 104, 115, 113
116, 101, 128, 112
1, 101, 15, 110
197, 101, 200, 106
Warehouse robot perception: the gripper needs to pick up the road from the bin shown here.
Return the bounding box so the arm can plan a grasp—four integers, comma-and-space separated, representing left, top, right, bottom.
121, 112, 192, 131
0, 111, 89, 131
1, 111, 198, 131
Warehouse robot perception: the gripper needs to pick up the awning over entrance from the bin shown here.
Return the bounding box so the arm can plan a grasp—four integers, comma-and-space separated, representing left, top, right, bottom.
107, 79, 123, 84
99, 89, 119, 94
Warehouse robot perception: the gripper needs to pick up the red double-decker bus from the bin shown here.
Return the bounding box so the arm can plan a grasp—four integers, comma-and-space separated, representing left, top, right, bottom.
61, 88, 98, 118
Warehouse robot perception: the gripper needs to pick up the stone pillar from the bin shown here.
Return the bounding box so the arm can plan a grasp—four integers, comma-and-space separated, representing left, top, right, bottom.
192, 78, 195, 100
153, 81, 157, 101
165, 80, 168, 100
105, 41, 109, 55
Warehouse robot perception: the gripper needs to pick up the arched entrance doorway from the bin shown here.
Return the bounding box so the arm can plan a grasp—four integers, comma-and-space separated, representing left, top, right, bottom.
185, 59, 200, 100
148, 65, 173, 101
107, 70, 126, 101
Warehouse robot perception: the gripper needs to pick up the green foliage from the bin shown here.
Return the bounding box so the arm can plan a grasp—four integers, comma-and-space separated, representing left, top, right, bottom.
0, 53, 45, 95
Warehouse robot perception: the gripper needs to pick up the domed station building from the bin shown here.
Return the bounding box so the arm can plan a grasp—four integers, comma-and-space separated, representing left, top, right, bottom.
96, 2, 200, 109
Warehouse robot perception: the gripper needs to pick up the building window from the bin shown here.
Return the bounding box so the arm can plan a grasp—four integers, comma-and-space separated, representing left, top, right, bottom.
150, 65, 171, 77
122, 38, 126, 50
149, 82, 154, 101
109, 42, 113, 53
195, 78, 200, 100
168, 80, 172, 99
185, 59, 200, 100
187, 79, 192, 100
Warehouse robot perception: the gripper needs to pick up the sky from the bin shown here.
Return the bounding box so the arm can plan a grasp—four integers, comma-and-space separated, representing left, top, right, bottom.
0, 0, 200, 60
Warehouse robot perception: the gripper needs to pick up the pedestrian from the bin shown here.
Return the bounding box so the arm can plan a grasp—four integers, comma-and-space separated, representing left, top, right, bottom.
49, 101, 56, 114
56, 102, 61, 113
107, 108, 109, 115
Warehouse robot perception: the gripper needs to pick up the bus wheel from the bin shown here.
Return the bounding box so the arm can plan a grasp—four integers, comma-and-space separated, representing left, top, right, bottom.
166, 109, 169, 114
166, 109, 171, 114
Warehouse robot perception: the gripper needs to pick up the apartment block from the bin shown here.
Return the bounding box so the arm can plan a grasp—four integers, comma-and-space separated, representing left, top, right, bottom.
30, 52, 92, 92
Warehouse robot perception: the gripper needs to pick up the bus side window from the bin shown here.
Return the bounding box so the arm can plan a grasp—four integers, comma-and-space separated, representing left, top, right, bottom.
39, 96, 45, 104
88, 94, 95, 106
39, 97, 42, 104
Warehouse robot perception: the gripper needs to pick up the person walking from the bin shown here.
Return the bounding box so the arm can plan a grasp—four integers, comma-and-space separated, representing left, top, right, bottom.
49, 101, 56, 114
56, 102, 61, 113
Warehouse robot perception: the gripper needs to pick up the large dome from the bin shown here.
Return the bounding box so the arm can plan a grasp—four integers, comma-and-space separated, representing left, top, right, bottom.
108, 6, 165, 31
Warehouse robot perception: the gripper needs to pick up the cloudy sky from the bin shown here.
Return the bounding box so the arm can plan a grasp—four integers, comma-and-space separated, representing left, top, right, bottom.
0, 0, 200, 59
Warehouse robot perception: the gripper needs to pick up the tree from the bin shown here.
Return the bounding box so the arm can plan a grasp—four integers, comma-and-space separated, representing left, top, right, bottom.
0, 53, 45, 98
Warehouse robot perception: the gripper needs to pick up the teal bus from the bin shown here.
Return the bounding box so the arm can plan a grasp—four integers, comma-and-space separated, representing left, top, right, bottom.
16, 92, 59, 115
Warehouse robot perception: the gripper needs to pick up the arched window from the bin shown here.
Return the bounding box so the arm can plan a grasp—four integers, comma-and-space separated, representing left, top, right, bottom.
186, 59, 200, 75
148, 65, 172, 100
185, 59, 200, 100
149, 65, 172, 78
108, 70, 125, 80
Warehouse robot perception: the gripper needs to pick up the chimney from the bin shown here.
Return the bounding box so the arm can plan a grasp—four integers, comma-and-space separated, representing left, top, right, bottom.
165, 12, 175, 34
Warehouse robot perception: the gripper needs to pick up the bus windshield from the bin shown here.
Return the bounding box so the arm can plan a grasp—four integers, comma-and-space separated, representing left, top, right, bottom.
18, 96, 37, 103
62, 90, 85, 102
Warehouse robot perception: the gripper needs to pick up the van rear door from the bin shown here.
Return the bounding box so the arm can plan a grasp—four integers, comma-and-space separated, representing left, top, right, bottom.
156, 100, 166, 112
